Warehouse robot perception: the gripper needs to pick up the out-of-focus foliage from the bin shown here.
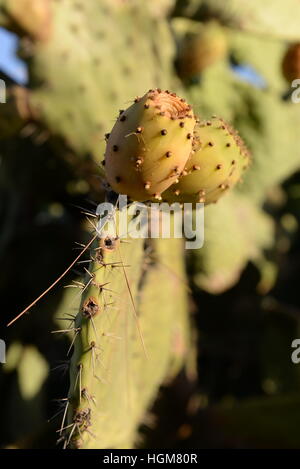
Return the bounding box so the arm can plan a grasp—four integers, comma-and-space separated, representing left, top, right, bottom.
0, 0, 300, 449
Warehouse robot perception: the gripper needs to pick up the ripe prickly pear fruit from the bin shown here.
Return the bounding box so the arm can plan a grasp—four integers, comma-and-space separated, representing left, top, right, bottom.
162, 117, 250, 205
104, 89, 196, 201
177, 22, 228, 81
282, 42, 300, 83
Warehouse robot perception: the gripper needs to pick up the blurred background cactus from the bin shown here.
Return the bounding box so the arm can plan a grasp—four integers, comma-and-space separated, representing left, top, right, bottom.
0, 0, 300, 449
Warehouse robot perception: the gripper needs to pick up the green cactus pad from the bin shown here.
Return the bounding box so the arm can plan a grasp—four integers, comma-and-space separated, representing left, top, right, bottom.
66, 229, 190, 449
105, 89, 196, 201
162, 117, 250, 205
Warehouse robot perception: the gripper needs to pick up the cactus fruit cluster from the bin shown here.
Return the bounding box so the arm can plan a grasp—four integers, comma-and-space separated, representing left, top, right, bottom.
282, 43, 300, 83
105, 90, 250, 206
1, 0, 300, 452
65, 89, 249, 448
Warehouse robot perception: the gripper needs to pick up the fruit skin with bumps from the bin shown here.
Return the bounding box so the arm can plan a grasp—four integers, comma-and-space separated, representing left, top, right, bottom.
162, 117, 250, 205
282, 43, 300, 83
104, 89, 196, 202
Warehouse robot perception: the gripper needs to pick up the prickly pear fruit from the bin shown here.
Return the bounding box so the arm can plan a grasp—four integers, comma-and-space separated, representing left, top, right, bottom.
4, 0, 52, 41
176, 22, 228, 81
162, 117, 250, 205
104, 89, 196, 201
282, 42, 300, 83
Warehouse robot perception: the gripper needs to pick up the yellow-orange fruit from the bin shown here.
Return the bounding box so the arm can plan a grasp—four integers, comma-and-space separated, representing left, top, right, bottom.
104, 89, 196, 201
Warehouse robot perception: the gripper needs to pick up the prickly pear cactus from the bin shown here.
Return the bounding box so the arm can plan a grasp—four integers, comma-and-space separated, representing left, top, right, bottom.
163, 117, 250, 205
0, 0, 178, 167
65, 232, 190, 449
105, 89, 196, 201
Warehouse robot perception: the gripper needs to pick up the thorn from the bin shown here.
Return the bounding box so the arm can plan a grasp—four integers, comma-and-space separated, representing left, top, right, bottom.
7, 235, 98, 327
51, 327, 81, 334
67, 328, 81, 356
59, 400, 69, 436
